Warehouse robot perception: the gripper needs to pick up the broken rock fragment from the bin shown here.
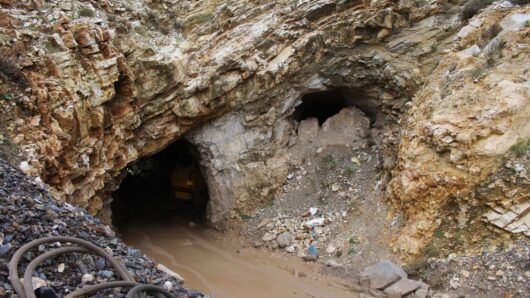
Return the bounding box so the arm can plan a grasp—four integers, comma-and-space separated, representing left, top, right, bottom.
276, 231, 292, 248
384, 278, 422, 297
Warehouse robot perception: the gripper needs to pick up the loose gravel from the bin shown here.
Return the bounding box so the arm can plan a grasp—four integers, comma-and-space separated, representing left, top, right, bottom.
0, 158, 204, 297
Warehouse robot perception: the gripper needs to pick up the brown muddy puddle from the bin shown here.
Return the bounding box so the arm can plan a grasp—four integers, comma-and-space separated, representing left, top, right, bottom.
120, 220, 358, 298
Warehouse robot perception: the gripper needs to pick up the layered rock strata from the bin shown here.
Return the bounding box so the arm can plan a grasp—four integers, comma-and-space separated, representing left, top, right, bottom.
0, 0, 528, 257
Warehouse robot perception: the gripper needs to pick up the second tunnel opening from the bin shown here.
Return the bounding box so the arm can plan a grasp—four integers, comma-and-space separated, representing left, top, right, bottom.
293, 90, 347, 125
111, 140, 209, 229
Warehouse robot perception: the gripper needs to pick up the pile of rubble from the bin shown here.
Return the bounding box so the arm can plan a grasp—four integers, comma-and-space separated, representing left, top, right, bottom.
0, 158, 203, 297
255, 206, 349, 260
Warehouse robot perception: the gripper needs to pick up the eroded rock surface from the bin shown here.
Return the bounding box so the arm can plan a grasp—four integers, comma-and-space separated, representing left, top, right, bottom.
386, 8, 530, 256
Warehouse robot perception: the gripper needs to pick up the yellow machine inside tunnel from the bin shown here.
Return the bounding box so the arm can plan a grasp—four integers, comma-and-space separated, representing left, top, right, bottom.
169, 158, 206, 202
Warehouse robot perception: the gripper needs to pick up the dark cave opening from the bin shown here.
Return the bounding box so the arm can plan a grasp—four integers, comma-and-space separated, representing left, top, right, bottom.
293, 90, 348, 125
111, 140, 209, 229
293, 88, 381, 125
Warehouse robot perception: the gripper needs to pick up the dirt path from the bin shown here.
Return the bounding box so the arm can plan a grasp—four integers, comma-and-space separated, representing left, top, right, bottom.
121, 220, 359, 298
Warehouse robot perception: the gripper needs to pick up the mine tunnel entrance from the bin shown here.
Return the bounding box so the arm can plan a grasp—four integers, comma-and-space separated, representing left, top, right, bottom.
293, 90, 347, 125
111, 140, 209, 229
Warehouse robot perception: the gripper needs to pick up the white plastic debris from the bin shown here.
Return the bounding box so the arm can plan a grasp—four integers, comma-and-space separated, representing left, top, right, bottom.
309, 207, 318, 216
304, 218, 325, 227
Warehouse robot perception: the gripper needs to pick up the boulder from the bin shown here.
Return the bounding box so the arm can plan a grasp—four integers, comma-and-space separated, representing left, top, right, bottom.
359, 260, 407, 290
276, 231, 292, 248
298, 118, 320, 142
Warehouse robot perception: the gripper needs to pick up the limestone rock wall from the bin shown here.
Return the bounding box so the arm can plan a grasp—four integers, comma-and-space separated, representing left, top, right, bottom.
0, 0, 528, 257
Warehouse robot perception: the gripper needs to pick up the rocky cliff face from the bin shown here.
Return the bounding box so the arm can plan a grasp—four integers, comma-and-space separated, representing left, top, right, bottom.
387, 8, 530, 256
0, 0, 528, 258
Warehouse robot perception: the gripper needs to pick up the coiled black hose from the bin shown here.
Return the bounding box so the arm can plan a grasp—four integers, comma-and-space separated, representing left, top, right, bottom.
8, 236, 175, 297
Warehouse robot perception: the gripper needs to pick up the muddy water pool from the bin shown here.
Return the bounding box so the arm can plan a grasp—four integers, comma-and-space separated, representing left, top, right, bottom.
121, 220, 358, 298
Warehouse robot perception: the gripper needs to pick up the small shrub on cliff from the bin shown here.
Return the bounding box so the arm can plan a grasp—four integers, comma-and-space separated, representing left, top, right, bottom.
346, 165, 357, 177
425, 243, 440, 258
460, 0, 494, 20
511, 139, 530, 155
471, 67, 485, 80
509, 0, 530, 5
2, 92, 14, 100
434, 229, 444, 239
321, 154, 337, 168
239, 213, 252, 220
78, 7, 95, 17
0, 54, 25, 84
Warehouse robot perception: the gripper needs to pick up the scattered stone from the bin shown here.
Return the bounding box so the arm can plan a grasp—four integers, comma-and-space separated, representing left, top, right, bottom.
495, 270, 504, 277
81, 273, 94, 283
0, 243, 11, 256
384, 279, 422, 296
99, 270, 114, 279
413, 288, 429, 298
95, 258, 106, 271
157, 263, 185, 281
277, 232, 292, 248
57, 263, 65, 273
127, 248, 141, 257
262, 232, 277, 242
449, 276, 461, 289
325, 245, 336, 255
25, 277, 47, 290
325, 259, 342, 268
460, 270, 470, 278
163, 280, 173, 291
257, 218, 270, 229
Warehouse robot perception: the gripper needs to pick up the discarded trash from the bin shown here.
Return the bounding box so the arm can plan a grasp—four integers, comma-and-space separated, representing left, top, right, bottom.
309, 207, 318, 216
304, 218, 325, 227
308, 244, 318, 257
